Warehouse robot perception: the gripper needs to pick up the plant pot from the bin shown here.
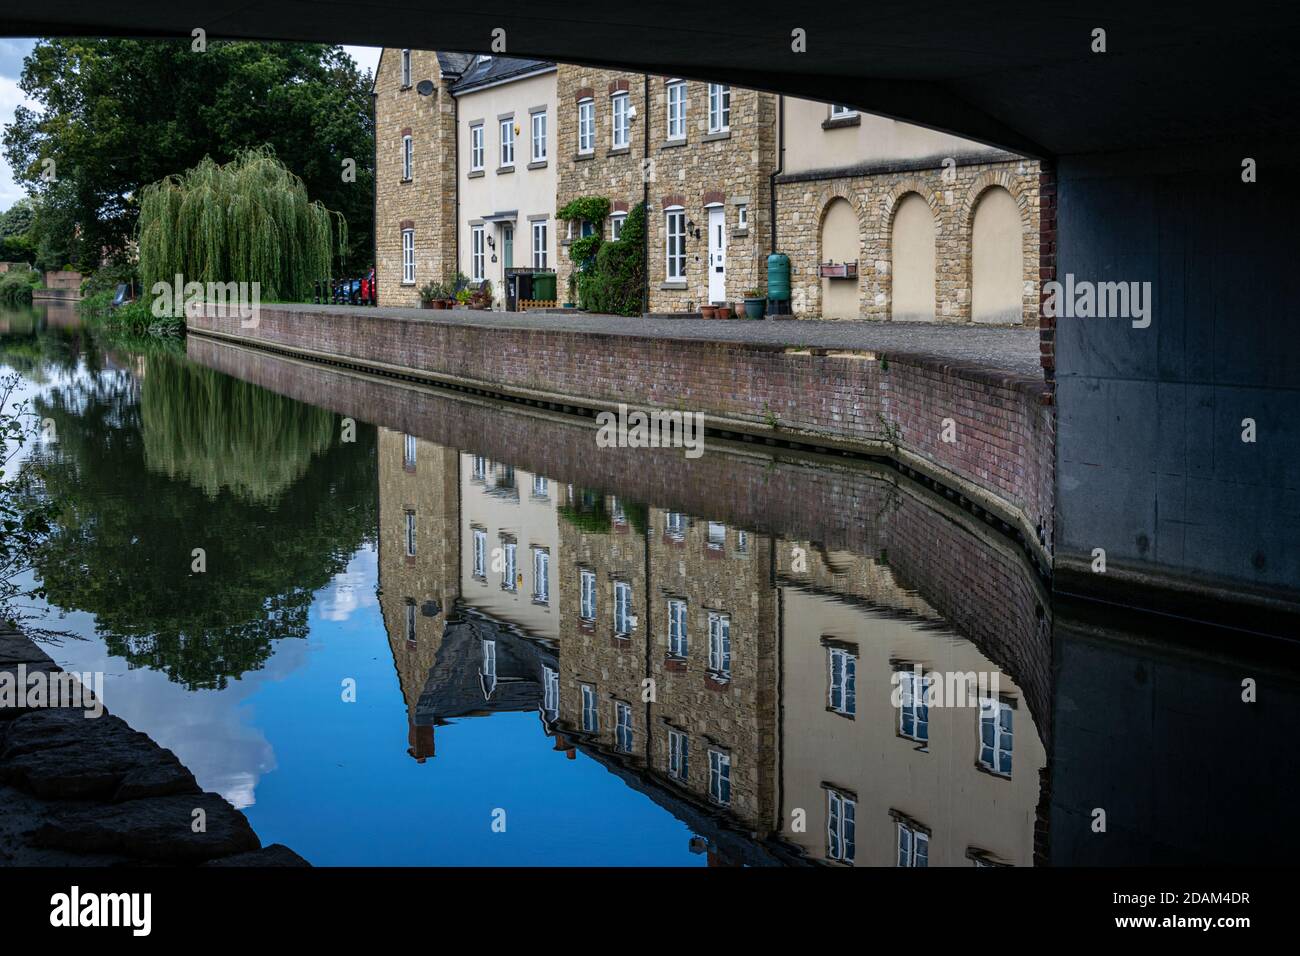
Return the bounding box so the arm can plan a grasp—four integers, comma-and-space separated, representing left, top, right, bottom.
716, 305, 733, 320
744, 297, 765, 319
701, 305, 718, 319
563, 302, 576, 309
421, 300, 434, 309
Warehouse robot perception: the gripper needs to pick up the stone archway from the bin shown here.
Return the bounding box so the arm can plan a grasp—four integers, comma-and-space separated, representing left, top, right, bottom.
959, 171, 1036, 325
878, 180, 941, 322
818, 196, 861, 319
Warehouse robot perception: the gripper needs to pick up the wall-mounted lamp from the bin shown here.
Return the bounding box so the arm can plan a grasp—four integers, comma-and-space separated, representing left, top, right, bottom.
487, 234, 496, 249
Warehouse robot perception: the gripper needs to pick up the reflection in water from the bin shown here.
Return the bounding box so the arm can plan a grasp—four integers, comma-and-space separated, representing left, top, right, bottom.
4, 303, 1298, 866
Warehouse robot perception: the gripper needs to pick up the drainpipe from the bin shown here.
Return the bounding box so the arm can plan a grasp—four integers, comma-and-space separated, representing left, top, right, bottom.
452, 88, 460, 285
642, 73, 650, 316
770, 94, 784, 254
371, 89, 378, 303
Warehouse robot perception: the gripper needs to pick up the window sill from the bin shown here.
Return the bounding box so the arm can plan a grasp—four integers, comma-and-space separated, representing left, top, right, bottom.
401, 282, 416, 287
399, 178, 412, 184
496, 165, 515, 175
660, 138, 688, 150
732, 228, 749, 238
606, 146, 631, 157
660, 281, 688, 290
532, 597, 550, 607
467, 169, 485, 179
574, 151, 595, 161
702, 130, 731, 143
822, 114, 861, 130
825, 706, 856, 721
527, 159, 548, 170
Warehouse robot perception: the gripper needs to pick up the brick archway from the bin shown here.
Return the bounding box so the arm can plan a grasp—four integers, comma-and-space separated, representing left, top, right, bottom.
959, 172, 1037, 325
878, 180, 941, 322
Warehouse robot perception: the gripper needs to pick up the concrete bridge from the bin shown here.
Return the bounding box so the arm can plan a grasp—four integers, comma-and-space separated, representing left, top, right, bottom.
5, 2, 1298, 628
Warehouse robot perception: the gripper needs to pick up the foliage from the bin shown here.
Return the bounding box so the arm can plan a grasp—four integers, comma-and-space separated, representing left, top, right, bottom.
0, 199, 34, 240
418, 280, 441, 303
137, 146, 346, 302
3, 39, 375, 271
0, 268, 40, 305
576, 202, 646, 316
95, 300, 184, 338
558, 196, 611, 226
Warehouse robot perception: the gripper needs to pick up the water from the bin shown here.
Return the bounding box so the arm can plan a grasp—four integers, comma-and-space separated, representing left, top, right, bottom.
3, 302, 1297, 867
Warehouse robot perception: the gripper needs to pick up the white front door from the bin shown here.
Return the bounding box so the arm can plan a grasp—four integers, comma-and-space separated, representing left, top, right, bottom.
707, 205, 726, 303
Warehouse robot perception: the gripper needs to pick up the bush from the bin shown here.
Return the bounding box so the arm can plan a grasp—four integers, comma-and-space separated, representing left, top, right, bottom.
576, 202, 646, 316
100, 299, 184, 337
0, 268, 40, 305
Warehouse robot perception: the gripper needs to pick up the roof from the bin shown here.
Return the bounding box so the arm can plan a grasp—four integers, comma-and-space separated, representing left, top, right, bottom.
451, 55, 555, 94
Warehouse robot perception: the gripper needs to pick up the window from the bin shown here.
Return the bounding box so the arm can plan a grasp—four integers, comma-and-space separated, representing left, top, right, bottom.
470, 123, 484, 171
404, 510, 416, 556
481, 639, 497, 696
666, 80, 686, 140
830, 104, 857, 118
709, 749, 731, 806
611, 92, 630, 149
533, 547, 550, 603
979, 698, 1014, 777
531, 111, 547, 162
614, 581, 633, 635
472, 456, 488, 481
532, 219, 548, 268
500, 118, 514, 167
665, 511, 687, 540
581, 683, 598, 732
897, 821, 929, 868
706, 521, 726, 549
610, 213, 626, 240
668, 730, 689, 781
405, 600, 417, 642
708, 612, 731, 677
401, 228, 415, 284
473, 528, 487, 577
665, 208, 686, 280
614, 701, 633, 753
501, 540, 517, 591
829, 647, 857, 716
402, 134, 413, 180
543, 665, 560, 717
898, 670, 930, 743
736, 530, 749, 554
736, 203, 748, 231
400, 49, 411, 88
827, 790, 856, 863
708, 84, 730, 132
577, 98, 594, 154
403, 433, 417, 469
667, 599, 688, 657
471, 224, 485, 282
580, 569, 597, 621
532, 474, 548, 498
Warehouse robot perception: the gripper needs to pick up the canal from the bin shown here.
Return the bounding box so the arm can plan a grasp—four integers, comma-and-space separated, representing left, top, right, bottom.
3, 301, 1298, 867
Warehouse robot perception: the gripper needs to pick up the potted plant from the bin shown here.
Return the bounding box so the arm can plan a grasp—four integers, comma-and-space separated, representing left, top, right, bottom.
716, 303, 733, 320
743, 288, 765, 319
701, 304, 717, 319
455, 288, 473, 308
419, 280, 439, 309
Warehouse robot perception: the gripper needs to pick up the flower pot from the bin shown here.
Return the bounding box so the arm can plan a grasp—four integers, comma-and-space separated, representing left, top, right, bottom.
744, 297, 765, 319
421, 300, 434, 309
716, 305, 733, 320
701, 305, 717, 319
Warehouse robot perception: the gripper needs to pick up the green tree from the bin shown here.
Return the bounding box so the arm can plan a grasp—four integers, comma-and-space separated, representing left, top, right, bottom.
3, 39, 375, 272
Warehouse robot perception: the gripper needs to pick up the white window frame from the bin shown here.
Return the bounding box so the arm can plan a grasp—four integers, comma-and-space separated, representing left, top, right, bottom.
531, 111, 547, 163
532, 547, 550, 603
543, 665, 560, 717
405, 600, 417, 642
708, 84, 730, 133
577, 98, 595, 154
736, 530, 749, 554
665, 207, 686, 281
897, 822, 929, 868
470, 123, 484, 172
899, 670, 930, 743
666, 80, 686, 140
580, 569, 597, 621
611, 92, 630, 149
471, 224, 485, 282
481, 639, 497, 695
829, 647, 857, 716
668, 729, 689, 781
708, 749, 731, 806
532, 219, 548, 268
708, 612, 731, 676
614, 700, 633, 753
581, 683, 598, 732
665, 511, 687, 540
404, 510, 416, 556
706, 521, 726, 549
472, 528, 487, 577
499, 118, 514, 167
401, 228, 415, 284
501, 540, 517, 591
403, 433, 417, 469
979, 698, 1014, 777
830, 104, 857, 118
667, 599, 688, 657
610, 212, 626, 240
827, 790, 856, 863
737, 203, 749, 231
614, 581, 633, 635
400, 49, 411, 88
402, 134, 413, 181
532, 474, 548, 498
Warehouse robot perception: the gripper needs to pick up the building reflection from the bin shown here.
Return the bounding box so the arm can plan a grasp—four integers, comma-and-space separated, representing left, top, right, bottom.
376, 426, 1047, 864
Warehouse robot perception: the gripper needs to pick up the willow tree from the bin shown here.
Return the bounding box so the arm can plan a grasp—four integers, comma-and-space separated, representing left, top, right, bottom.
137, 146, 346, 301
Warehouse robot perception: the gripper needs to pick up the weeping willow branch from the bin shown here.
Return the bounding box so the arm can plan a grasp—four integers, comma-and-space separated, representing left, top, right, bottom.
137, 146, 346, 302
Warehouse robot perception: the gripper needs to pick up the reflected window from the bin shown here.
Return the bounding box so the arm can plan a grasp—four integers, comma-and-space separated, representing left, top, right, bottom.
405, 600, 417, 642
708, 612, 731, 677
472, 456, 488, 481
897, 820, 929, 868
543, 665, 560, 718
403, 433, 417, 469
706, 521, 726, 550
614, 581, 633, 635
473, 528, 487, 578
979, 698, 1014, 777
827, 789, 856, 863
898, 669, 930, 744
665, 511, 687, 541
580, 569, 597, 621
829, 647, 857, 717
532, 474, 548, 498
581, 683, 598, 732
669, 729, 689, 781
829, 104, 857, 119
404, 510, 416, 557
709, 749, 731, 806
501, 541, 517, 591
615, 701, 634, 753
667, 598, 688, 657
533, 547, 550, 603
736, 530, 748, 554
480, 639, 497, 697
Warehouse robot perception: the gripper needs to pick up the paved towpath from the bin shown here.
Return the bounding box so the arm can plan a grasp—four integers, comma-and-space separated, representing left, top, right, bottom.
277, 304, 1045, 378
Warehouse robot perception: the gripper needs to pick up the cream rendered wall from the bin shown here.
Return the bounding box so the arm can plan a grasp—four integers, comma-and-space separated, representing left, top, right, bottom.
458, 453, 561, 641
778, 587, 1046, 866
971, 186, 1024, 324
890, 193, 936, 322
819, 197, 859, 320
457, 69, 558, 308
